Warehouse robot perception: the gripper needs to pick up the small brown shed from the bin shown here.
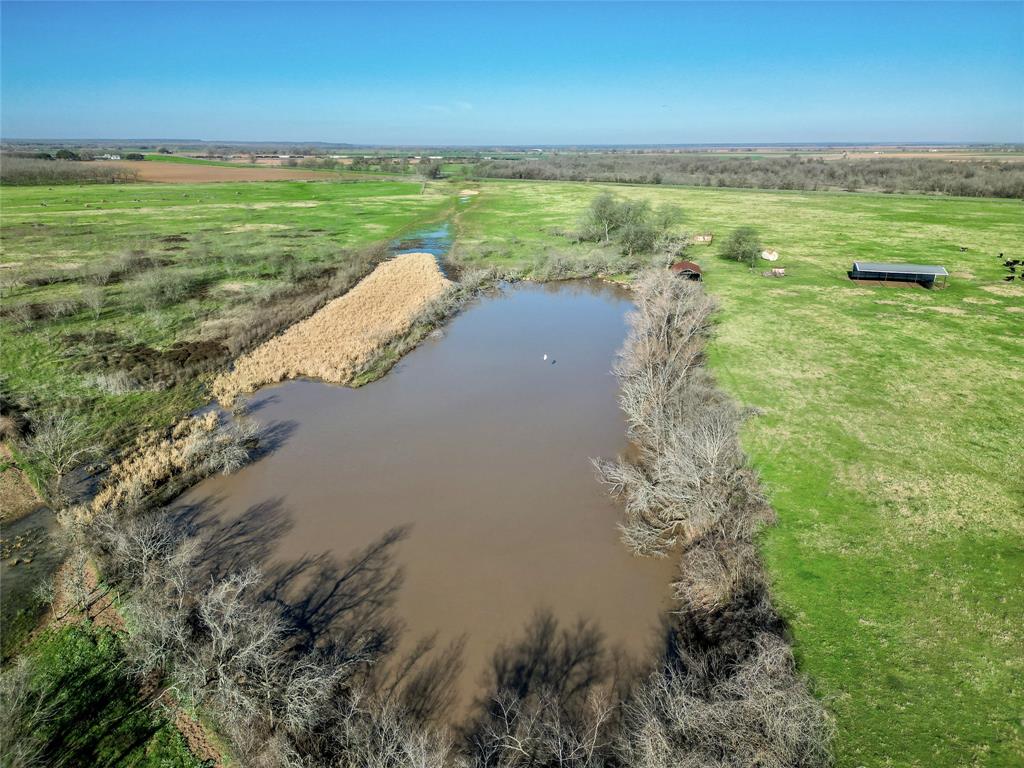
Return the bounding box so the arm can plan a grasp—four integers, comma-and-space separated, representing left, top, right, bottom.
670, 260, 703, 281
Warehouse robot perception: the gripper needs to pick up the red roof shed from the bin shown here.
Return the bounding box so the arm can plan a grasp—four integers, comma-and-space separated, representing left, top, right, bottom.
670, 261, 703, 280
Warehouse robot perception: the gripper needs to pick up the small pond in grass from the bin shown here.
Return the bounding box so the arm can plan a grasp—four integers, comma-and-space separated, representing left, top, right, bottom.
173, 280, 673, 713
389, 222, 452, 257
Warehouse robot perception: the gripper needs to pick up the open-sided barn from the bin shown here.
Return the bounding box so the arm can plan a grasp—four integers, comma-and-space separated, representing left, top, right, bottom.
849, 261, 949, 287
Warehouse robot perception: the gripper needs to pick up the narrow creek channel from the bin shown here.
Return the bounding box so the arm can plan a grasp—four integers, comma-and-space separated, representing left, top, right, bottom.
173, 278, 674, 714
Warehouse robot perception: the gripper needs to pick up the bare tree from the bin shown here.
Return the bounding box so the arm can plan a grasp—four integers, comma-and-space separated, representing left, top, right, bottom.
593, 269, 833, 767
466, 611, 618, 768
0, 657, 55, 768
24, 410, 98, 503
469, 689, 613, 768
81, 286, 105, 320
617, 635, 834, 768
420, 161, 443, 179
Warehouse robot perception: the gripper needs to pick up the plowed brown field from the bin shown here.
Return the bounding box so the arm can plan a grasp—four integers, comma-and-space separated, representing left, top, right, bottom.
96, 160, 330, 183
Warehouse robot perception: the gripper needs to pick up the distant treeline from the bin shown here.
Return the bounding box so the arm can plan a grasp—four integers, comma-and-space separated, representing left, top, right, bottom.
470, 154, 1024, 198
0, 157, 138, 186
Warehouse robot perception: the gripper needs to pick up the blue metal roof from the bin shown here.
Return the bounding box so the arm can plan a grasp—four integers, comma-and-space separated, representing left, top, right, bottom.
853, 262, 949, 276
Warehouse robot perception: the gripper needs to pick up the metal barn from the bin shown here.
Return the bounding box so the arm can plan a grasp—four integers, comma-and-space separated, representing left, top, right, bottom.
849, 262, 949, 287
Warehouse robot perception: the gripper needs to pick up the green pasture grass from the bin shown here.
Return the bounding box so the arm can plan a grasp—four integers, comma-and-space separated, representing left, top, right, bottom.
456, 180, 1024, 767
143, 154, 258, 167
0, 180, 454, 450
16, 624, 207, 767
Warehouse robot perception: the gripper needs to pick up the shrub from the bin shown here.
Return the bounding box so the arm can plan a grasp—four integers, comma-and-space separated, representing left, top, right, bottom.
620, 220, 659, 256
580, 193, 680, 257
132, 269, 204, 310
722, 226, 762, 267
23, 410, 98, 503
618, 634, 834, 768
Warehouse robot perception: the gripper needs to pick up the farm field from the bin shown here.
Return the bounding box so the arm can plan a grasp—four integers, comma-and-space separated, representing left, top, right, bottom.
98, 158, 334, 183
451, 180, 1024, 766
1, 176, 1022, 765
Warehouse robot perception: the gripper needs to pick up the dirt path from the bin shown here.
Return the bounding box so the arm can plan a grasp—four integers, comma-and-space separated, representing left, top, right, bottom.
213, 252, 453, 405
0, 444, 43, 524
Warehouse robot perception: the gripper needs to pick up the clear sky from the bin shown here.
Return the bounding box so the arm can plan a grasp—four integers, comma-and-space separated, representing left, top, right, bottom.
2, 1, 1021, 144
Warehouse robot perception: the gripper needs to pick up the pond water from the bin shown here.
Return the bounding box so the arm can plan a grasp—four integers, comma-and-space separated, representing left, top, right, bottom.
173, 280, 673, 712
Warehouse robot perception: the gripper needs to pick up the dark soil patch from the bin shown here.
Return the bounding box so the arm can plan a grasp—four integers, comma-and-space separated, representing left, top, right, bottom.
73, 339, 229, 386
846, 276, 925, 288
63, 330, 123, 347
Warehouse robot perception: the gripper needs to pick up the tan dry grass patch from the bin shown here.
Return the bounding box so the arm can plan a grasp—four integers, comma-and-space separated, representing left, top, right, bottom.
839, 462, 1024, 540
1007, 306, 1024, 314
962, 296, 999, 305
213, 253, 452, 404
87, 412, 221, 516
228, 223, 290, 233
458, 189, 480, 196
218, 281, 254, 293
981, 283, 1024, 297
834, 286, 875, 297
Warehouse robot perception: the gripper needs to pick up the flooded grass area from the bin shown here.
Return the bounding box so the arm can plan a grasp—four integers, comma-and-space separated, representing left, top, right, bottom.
389, 222, 453, 258
1, 508, 63, 659
174, 280, 674, 711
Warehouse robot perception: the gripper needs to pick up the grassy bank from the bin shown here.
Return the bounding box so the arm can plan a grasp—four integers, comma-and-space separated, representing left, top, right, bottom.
455, 180, 1024, 766
3, 624, 206, 767
0, 180, 454, 461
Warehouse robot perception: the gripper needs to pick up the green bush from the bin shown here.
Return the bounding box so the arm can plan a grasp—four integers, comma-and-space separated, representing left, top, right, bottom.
722, 226, 762, 267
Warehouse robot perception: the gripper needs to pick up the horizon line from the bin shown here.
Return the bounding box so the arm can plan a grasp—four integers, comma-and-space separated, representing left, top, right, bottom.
4, 138, 1023, 149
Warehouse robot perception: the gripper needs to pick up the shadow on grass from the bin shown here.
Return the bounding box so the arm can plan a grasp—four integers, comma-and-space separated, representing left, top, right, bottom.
27, 625, 204, 767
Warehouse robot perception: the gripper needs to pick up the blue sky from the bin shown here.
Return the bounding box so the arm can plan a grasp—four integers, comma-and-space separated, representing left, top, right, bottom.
2, 1, 1021, 144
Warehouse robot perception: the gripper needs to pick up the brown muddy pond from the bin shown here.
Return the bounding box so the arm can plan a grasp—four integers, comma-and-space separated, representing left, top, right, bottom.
175, 280, 673, 711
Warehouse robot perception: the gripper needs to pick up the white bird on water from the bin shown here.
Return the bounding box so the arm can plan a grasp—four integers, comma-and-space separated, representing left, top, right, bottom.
543, 354, 548, 361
